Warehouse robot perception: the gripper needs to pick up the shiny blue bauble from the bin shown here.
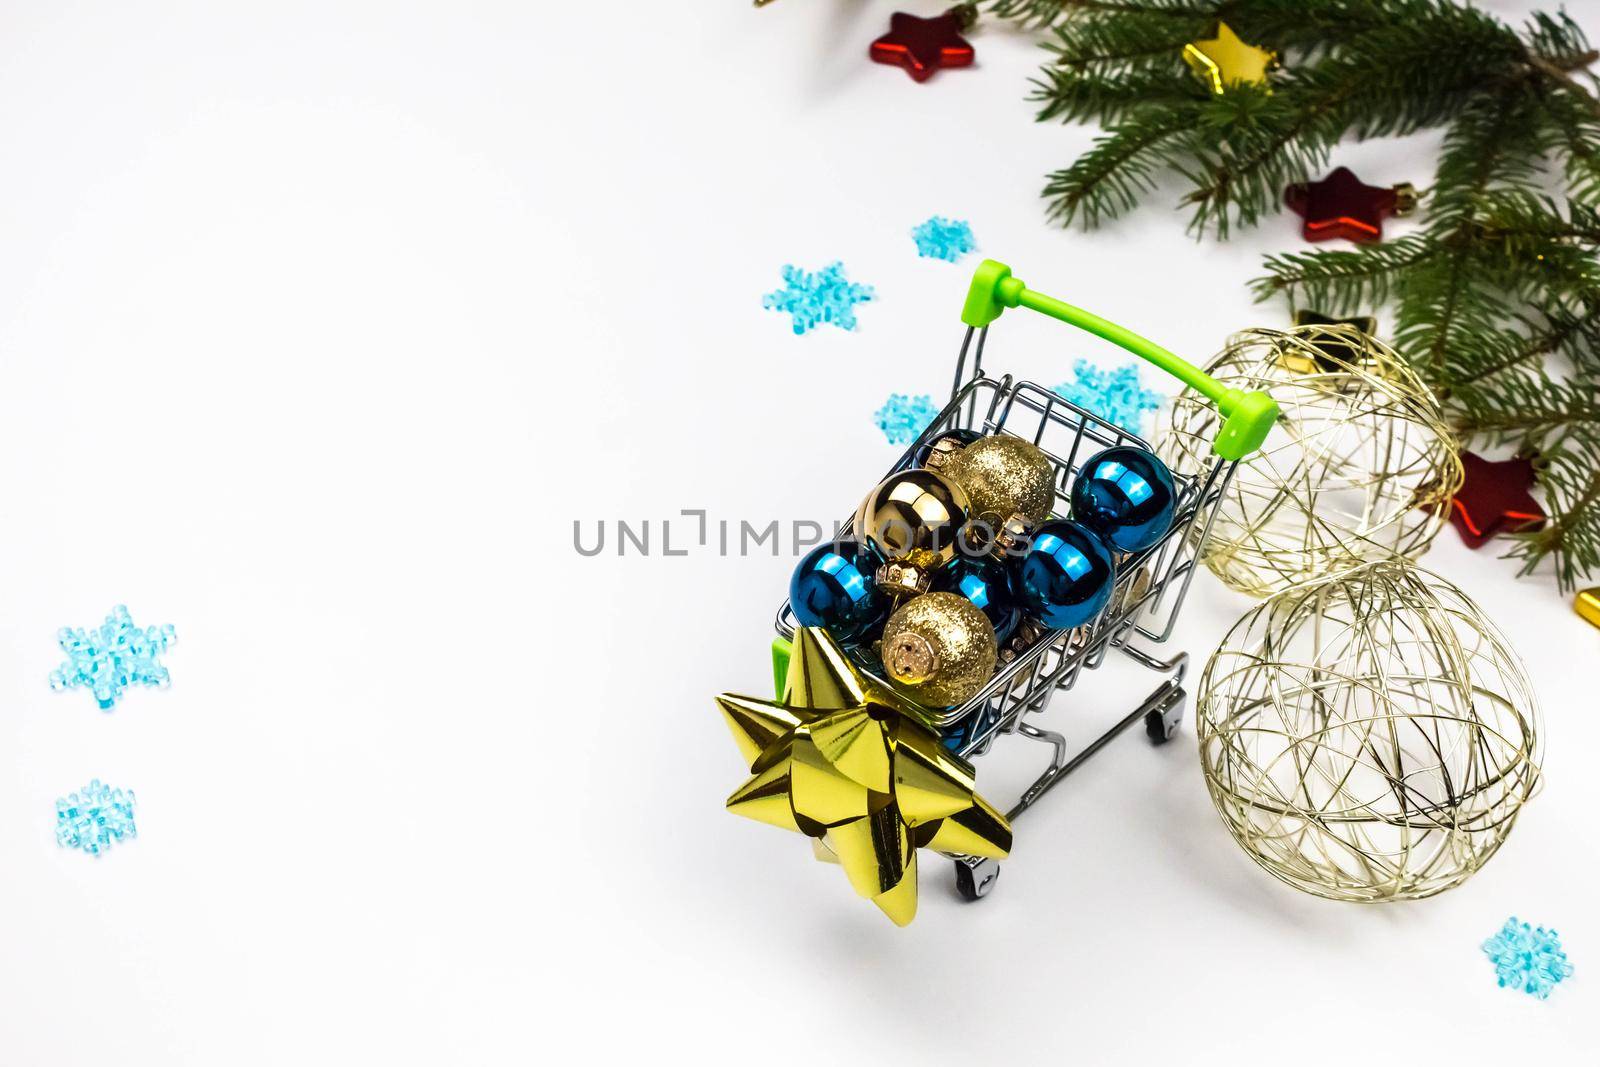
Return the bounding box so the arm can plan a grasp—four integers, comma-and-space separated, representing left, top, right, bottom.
1015, 519, 1116, 630
1069, 446, 1177, 554
788, 538, 887, 645
934, 555, 1020, 645
939, 704, 1002, 753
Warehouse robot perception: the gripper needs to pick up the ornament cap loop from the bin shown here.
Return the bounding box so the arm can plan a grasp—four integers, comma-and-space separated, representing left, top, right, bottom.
991, 514, 1030, 557
876, 560, 932, 598
885, 631, 941, 685
924, 435, 966, 470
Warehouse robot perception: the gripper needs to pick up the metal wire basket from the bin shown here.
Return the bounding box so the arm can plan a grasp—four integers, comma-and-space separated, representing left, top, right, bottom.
775, 259, 1277, 901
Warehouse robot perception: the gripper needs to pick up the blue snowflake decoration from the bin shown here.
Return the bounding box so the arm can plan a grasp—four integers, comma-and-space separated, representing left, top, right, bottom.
874, 393, 940, 446
56, 779, 138, 856
50, 604, 177, 710
762, 262, 875, 335
1053, 359, 1165, 434
911, 216, 976, 262
1482, 917, 1574, 999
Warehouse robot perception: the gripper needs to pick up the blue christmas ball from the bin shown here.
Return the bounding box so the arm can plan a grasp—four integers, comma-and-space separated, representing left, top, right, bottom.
934, 555, 1020, 644
939, 704, 1002, 753
1069, 447, 1177, 553
789, 538, 887, 644
1016, 520, 1116, 630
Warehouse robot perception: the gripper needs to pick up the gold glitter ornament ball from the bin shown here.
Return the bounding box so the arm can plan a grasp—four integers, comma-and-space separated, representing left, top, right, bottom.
1197, 558, 1541, 902
855, 469, 971, 571
941, 435, 1058, 533
1158, 326, 1462, 597
880, 592, 998, 708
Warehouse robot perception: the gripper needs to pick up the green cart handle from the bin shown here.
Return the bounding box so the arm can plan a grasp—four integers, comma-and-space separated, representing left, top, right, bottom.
961, 259, 1278, 461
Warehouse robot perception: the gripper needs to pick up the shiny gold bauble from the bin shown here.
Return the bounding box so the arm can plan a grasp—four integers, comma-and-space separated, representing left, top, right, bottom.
941, 435, 1057, 534
855, 469, 971, 571
880, 592, 998, 708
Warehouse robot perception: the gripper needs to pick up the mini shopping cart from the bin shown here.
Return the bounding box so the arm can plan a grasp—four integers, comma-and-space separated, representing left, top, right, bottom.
774, 259, 1277, 902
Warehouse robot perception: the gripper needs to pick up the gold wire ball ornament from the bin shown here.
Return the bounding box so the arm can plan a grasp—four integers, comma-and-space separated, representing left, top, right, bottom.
1158, 326, 1463, 598
1196, 557, 1541, 902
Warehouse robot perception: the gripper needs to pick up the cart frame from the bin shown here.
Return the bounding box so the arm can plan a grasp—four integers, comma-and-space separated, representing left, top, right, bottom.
774, 260, 1276, 900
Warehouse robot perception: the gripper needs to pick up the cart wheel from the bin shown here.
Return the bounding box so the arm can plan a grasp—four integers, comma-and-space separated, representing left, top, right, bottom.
1144, 685, 1186, 745
954, 857, 1000, 901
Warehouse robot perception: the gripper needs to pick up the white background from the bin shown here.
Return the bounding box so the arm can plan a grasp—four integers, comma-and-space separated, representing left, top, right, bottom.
1, 1, 1595, 1063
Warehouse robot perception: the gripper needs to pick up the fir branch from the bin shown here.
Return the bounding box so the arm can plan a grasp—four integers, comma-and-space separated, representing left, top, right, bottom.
1443, 302, 1600, 388
1399, 92, 1547, 383
1524, 10, 1596, 70
1437, 326, 1554, 388
1524, 55, 1600, 119
1502, 424, 1600, 586
1428, 93, 1547, 219
1039, 12, 1212, 72
1298, 9, 1525, 140
1474, 191, 1600, 246
1395, 243, 1516, 387
1176, 84, 1349, 234
1042, 108, 1201, 226
1032, 66, 1200, 125
1227, 0, 1434, 53
1533, 89, 1600, 204
985, 0, 1215, 30
1522, 12, 1600, 118
1450, 370, 1600, 459
989, 0, 1412, 40
1253, 237, 1441, 308
1535, 298, 1600, 364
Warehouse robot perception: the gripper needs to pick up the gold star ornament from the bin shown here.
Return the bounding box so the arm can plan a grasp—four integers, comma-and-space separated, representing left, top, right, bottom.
716, 627, 1012, 926
1183, 22, 1277, 94
1576, 588, 1600, 628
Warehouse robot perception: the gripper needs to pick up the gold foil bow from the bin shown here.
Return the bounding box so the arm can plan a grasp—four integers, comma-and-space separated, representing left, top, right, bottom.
716, 627, 1012, 926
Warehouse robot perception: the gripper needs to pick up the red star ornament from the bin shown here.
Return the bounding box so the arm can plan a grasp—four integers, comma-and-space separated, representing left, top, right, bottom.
1284, 166, 1417, 243
1444, 451, 1547, 549
870, 8, 975, 82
